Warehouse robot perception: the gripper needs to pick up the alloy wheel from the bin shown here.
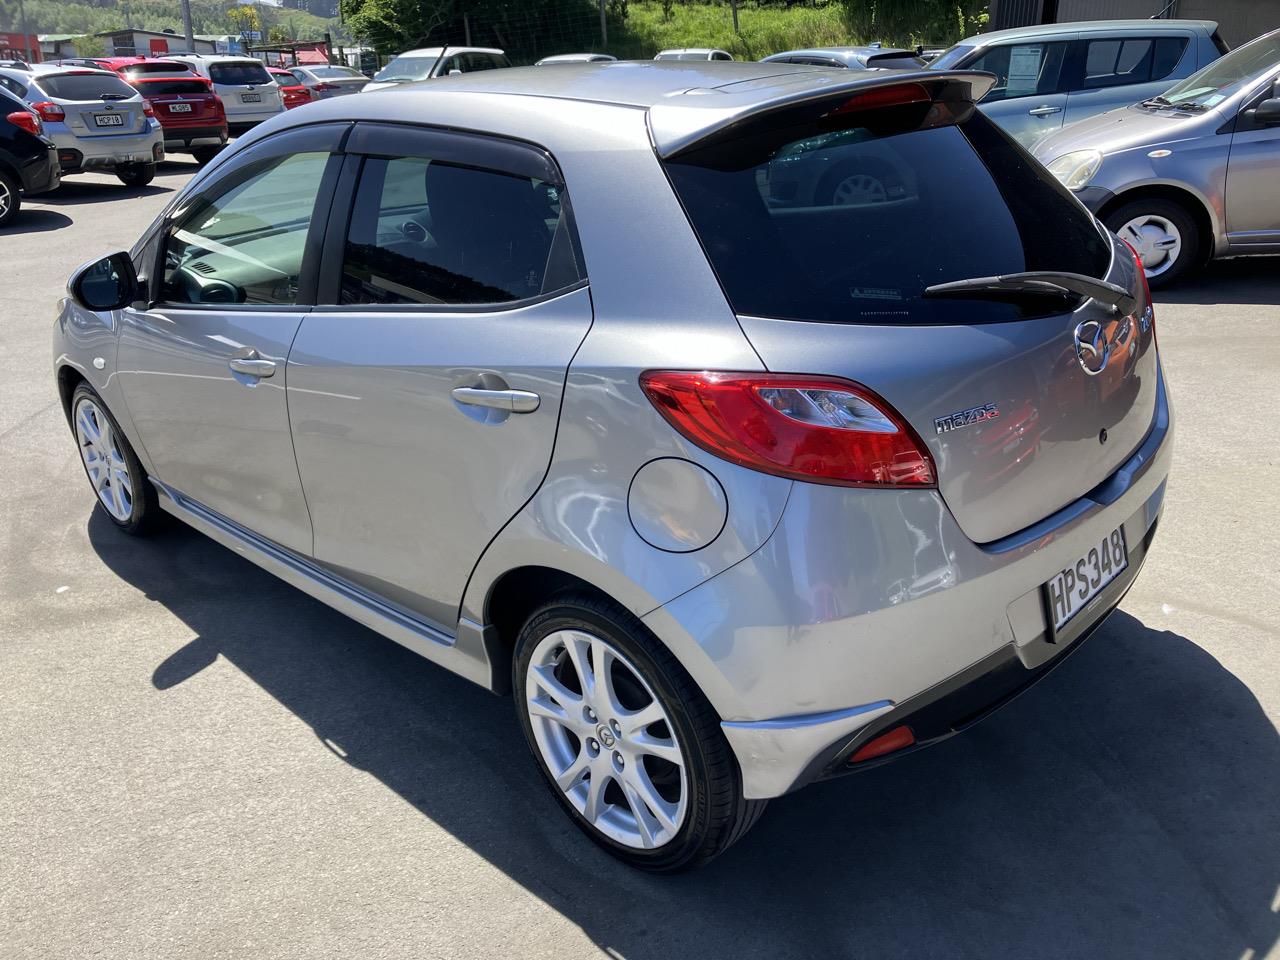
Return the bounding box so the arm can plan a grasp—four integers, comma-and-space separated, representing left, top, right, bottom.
74, 397, 134, 522
524, 629, 688, 850
832, 173, 888, 206
0, 178, 11, 220
1118, 214, 1182, 277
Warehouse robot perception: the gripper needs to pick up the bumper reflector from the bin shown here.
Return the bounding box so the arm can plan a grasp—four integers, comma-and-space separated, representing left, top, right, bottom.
849, 725, 915, 764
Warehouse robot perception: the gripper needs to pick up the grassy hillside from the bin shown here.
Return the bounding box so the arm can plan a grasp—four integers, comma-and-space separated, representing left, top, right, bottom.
14, 0, 345, 43
611, 1, 859, 61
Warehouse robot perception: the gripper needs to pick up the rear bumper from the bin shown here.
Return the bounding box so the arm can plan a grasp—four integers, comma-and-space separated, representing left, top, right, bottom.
52, 129, 164, 171
645, 364, 1173, 799
162, 125, 228, 149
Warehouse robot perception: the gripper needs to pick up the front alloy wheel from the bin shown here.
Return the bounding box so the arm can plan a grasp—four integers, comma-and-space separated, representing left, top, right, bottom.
514, 595, 767, 871
70, 384, 157, 534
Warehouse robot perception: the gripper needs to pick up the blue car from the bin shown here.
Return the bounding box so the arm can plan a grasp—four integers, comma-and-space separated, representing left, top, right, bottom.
930, 19, 1227, 145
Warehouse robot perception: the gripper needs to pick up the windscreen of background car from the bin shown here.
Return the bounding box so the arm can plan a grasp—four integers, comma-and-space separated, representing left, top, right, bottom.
372, 56, 437, 82
35, 73, 137, 101
663, 96, 1110, 324
1158, 31, 1280, 108
209, 62, 272, 85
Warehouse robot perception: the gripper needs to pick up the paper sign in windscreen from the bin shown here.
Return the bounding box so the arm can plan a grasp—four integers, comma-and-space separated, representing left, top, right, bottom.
1006, 46, 1044, 96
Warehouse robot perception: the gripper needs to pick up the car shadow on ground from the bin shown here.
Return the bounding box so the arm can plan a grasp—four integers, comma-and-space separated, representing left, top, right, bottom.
33, 181, 172, 206
3, 208, 73, 233
1156, 256, 1280, 307
88, 512, 1279, 960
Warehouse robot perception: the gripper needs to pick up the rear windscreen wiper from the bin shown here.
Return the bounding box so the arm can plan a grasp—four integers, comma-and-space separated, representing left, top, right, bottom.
923, 271, 1137, 314
100, 93, 130, 101
1139, 95, 1171, 108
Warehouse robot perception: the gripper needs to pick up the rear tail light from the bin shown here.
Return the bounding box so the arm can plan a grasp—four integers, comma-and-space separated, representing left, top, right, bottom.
142, 99, 155, 118
212, 96, 225, 117
32, 101, 65, 122
6, 109, 41, 136
313, 82, 338, 92
1119, 237, 1157, 348
639, 371, 936, 488
828, 82, 930, 117
849, 725, 915, 764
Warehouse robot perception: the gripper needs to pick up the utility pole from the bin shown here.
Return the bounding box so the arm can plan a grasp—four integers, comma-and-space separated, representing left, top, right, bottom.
731, 0, 739, 34
599, 0, 607, 48
16, 0, 33, 62
180, 0, 195, 53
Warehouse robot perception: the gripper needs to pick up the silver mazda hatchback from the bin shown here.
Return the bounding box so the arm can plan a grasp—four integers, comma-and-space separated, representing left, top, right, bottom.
54, 62, 1173, 871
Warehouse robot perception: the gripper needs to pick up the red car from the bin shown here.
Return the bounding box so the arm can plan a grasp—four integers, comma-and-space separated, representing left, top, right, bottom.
131, 75, 227, 164
268, 68, 310, 109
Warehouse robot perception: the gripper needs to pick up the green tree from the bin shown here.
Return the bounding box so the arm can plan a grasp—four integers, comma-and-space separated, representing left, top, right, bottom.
227, 3, 263, 37
843, 0, 986, 46
339, 0, 456, 53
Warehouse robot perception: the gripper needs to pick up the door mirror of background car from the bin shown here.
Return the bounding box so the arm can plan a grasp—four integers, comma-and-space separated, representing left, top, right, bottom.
1251, 98, 1280, 125
69, 252, 139, 312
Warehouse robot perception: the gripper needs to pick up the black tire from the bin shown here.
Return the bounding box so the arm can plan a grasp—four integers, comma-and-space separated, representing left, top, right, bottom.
191, 146, 222, 166
1104, 198, 1201, 289
69, 383, 159, 536
117, 162, 156, 187
513, 593, 767, 872
0, 167, 20, 227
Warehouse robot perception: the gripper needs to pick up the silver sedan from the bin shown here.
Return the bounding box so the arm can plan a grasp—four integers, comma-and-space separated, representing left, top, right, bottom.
285, 64, 368, 99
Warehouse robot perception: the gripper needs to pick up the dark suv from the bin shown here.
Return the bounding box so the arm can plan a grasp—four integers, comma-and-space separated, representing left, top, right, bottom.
0, 85, 59, 226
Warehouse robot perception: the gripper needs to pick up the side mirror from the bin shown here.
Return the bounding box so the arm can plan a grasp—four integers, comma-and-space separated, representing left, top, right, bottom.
448, 68, 462, 76
1252, 97, 1280, 125
69, 252, 139, 312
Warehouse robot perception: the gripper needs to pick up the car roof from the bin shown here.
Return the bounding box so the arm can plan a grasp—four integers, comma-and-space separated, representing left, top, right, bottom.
656, 48, 729, 55
764, 46, 919, 61
391, 46, 504, 57
355, 61, 993, 155
954, 18, 1217, 46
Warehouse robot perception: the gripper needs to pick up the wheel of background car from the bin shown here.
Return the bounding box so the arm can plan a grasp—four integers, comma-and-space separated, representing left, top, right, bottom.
117, 162, 156, 188
70, 383, 158, 535
0, 167, 19, 227
830, 172, 888, 205
1104, 198, 1200, 289
513, 592, 767, 872
191, 146, 222, 166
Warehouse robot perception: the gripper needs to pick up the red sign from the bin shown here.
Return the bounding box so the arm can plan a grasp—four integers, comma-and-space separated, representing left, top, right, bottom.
149, 38, 170, 55
0, 32, 40, 62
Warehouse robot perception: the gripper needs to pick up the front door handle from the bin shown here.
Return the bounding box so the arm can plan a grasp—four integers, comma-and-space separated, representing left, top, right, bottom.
1028, 105, 1063, 116
228, 353, 276, 378
451, 387, 540, 413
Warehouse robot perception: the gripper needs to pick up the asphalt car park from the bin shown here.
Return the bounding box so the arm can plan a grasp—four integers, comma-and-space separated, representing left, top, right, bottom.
1, 157, 1278, 956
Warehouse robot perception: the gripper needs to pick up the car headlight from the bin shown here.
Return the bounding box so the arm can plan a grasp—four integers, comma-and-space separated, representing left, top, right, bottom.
1045, 150, 1103, 190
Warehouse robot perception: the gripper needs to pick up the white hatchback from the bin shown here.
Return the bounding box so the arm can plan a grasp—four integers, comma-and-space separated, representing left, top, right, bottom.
171, 55, 283, 131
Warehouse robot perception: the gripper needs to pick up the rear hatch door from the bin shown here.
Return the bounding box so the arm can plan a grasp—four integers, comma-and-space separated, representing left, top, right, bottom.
36, 71, 147, 139
209, 61, 282, 116
138, 78, 220, 123
659, 78, 1159, 544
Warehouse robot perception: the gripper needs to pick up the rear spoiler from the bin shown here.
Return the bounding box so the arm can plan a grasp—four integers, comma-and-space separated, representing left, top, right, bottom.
649, 70, 996, 159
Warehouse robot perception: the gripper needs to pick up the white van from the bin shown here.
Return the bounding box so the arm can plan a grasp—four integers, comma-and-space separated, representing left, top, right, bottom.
170, 55, 283, 132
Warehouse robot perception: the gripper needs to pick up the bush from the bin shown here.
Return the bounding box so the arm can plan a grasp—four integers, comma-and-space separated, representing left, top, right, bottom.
610, 1, 857, 60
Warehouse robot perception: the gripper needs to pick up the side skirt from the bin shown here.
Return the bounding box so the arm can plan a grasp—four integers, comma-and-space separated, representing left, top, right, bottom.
153, 480, 499, 692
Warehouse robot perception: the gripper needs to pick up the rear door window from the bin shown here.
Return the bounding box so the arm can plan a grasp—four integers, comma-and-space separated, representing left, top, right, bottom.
209, 62, 272, 85
35, 73, 136, 101
338, 143, 583, 306
1080, 36, 1187, 89
663, 95, 1110, 325
967, 42, 1069, 101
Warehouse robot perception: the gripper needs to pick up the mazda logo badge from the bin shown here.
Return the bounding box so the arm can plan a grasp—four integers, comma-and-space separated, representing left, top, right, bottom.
1073, 319, 1125, 376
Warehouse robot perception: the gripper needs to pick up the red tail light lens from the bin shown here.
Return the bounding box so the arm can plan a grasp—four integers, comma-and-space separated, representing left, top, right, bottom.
313, 82, 338, 92
1119, 237, 1156, 347
639, 371, 936, 488
32, 101, 65, 122
6, 109, 41, 136
828, 82, 930, 117
142, 99, 155, 118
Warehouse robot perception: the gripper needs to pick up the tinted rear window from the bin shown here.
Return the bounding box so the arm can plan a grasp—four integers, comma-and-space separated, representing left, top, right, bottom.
865, 53, 928, 69
140, 79, 209, 95
309, 66, 363, 78
123, 62, 193, 75
664, 96, 1110, 325
209, 62, 272, 85
36, 73, 137, 101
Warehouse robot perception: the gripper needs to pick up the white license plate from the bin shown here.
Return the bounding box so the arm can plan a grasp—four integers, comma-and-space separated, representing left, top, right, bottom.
241, 93, 261, 103
1045, 527, 1128, 630
168, 102, 192, 113
94, 113, 125, 127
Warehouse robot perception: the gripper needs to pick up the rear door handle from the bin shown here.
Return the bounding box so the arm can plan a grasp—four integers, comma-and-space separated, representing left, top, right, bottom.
451, 387, 540, 413
1028, 105, 1063, 116
228, 354, 276, 378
